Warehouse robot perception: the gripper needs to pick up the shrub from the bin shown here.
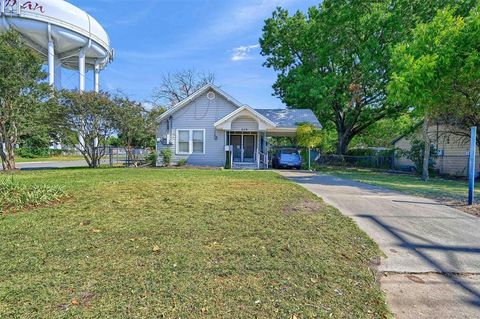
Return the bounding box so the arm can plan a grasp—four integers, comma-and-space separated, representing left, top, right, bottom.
16, 147, 50, 158
0, 179, 66, 213
399, 138, 437, 175
177, 159, 187, 166
160, 148, 172, 167
146, 151, 158, 167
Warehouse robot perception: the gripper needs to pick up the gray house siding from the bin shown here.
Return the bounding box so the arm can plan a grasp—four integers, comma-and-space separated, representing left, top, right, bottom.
231, 117, 258, 131
156, 92, 238, 166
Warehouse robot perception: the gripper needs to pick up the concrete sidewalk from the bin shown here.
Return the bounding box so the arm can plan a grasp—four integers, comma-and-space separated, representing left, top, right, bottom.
278, 170, 480, 319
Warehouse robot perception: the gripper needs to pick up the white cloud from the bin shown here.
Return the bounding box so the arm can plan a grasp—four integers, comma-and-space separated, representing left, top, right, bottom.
231, 44, 260, 61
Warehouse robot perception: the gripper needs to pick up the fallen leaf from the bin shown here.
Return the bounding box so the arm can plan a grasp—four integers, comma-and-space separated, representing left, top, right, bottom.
152, 245, 160, 252
71, 299, 79, 305
91, 228, 101, 233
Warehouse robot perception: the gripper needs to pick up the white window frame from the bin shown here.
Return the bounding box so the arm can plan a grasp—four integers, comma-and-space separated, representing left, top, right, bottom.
175, 129, 206, 155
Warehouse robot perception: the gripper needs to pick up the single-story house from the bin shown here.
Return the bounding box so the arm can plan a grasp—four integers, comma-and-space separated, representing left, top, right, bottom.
393, 123, 480, 177
156, 84, 321, 169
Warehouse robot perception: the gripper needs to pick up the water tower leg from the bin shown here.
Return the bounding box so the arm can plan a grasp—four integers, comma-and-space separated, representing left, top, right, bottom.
48, 40, 55, 86
94, 61, 100, 93
54, 56, 62, 89
79, 49, 86, 92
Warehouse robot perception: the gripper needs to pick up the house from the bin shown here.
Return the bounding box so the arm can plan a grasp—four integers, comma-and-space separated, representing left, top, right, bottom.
156, 84, 321, 169
393, 123, 480, 177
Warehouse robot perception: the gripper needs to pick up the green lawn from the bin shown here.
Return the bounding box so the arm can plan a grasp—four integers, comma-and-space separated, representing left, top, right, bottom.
318, 166, 478, 203
0, 168, 389, 318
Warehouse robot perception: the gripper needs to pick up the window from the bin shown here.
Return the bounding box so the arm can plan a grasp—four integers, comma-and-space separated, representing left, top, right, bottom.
192, 130, 204, 154
176, 129, 205, 154
178, 130, 190, 153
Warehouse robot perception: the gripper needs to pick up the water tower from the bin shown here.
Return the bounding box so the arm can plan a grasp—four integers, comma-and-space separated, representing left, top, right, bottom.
0, 0, 114, 92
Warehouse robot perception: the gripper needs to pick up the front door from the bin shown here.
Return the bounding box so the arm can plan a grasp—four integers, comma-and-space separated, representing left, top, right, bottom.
231, 134, 256, 162
232, 135, 242, 162
243, 135, 255, 162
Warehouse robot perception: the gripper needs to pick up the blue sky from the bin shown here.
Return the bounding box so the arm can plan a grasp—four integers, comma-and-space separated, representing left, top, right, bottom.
67, 0, 319, 109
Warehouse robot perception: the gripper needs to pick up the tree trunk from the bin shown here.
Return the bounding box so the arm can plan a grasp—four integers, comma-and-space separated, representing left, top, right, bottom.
0, 139, 17, 171
336, 130, 351, 155
422, 116, 431, 181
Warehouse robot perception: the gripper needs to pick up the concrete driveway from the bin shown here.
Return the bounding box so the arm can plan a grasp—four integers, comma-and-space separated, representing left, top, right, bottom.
278, 170, 480, 319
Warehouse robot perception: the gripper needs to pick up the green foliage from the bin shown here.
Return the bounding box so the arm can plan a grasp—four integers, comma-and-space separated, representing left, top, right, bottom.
52, 90, 116, 168
389, 7, 469, 112
160, 148, 172, 166
260, 0, 464, 155
0, 178, 65, 213
399, 138, 438, 175
295, 123, 322, 149
15, 148, 50, 158
347, 148, 394, 157
0, 30, 50, 170
351, 115, 417, 148
177, 158, 188, 166
106, 136, 122, 147
146, 151, 158, 167
111, 97, 156, 151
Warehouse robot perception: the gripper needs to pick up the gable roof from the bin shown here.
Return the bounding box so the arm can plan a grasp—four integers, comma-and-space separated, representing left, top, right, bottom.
157, 83, 243, 121
255, 109, 322, 129
213, 105, 277, 128
157, 84, 322, 130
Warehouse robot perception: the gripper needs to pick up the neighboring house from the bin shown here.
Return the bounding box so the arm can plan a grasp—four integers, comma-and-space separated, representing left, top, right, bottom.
156, 84, 321, 169
393, 123, 480, 177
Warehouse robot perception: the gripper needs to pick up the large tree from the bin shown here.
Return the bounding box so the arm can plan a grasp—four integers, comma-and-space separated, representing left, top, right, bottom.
152, 69, 215, 106
259, 0, 476, 155
53, 90, 115, 168
0, 30, 50, 170
111, 97, 164, 163
389, 4, 480, 180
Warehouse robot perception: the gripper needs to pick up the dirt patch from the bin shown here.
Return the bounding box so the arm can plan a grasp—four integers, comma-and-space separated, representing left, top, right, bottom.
283, 199, 325, 214
452, 203, 480, 216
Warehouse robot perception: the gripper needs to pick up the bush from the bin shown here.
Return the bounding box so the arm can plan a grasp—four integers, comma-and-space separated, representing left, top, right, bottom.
399, 138, 437, 175
15, 147, 50, 158
177, 159, 187, 166
347, 148, 394, 157
0, 179, 66, 213
160, 148, 172, 167
146, 151, 158, 167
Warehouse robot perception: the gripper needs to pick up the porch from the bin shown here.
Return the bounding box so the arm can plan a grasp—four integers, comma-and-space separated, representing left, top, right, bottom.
214, 105, 318, 170
225, 131, 269, 170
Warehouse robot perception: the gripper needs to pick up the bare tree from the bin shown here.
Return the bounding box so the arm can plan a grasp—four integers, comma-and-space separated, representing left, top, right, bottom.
152, 69, 215, 106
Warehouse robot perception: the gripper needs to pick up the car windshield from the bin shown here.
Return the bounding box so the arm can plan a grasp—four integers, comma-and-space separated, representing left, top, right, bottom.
281, 149, 297, 155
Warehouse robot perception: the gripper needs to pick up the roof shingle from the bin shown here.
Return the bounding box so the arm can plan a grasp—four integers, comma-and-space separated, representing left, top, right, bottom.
254, 109, 322, 129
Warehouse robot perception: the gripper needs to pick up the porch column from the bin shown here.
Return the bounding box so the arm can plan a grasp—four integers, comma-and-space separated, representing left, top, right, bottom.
264, 131, 268, 169
257, 132, 260, 169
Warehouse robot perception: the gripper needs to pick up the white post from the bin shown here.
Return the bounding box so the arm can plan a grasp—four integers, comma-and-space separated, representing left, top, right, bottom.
78, 48, 86, 92
54, 57, 62, 89
94, 60, 100, 93
47, 25, 55, 86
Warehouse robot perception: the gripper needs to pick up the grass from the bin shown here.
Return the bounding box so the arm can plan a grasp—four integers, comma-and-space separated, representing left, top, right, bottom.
317, 166, 478, 203
0, 178, 66, 213
0, 168, 389, 318
16, 155, 84, 163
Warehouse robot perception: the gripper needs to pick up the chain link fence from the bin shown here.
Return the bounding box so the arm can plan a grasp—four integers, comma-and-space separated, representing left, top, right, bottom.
315, 154, 395, 169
